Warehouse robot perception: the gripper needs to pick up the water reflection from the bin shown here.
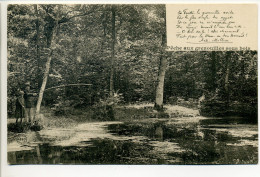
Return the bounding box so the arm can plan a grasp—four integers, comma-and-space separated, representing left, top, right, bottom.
106, 117, 258, 164
154, 125, 163, 141
8, 117, 258, 165
8, 139, 156, 164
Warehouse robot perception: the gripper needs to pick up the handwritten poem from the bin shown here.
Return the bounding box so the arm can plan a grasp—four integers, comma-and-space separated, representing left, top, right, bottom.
166, 4, 257, 51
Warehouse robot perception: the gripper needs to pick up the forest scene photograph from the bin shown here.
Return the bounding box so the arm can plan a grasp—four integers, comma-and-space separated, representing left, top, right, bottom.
7, 4, 258, 165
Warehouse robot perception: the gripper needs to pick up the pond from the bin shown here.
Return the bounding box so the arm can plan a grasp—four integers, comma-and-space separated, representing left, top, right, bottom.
8, 116, 258, 165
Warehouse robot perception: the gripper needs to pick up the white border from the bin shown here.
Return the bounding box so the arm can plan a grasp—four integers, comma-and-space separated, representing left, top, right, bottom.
1, 1, 260, 177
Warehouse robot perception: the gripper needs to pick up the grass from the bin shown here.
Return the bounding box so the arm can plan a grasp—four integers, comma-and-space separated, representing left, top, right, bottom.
114, 103, 199, 120
8, 103, 201, 131
39, 106, 95, 128
40, 105, 156, 128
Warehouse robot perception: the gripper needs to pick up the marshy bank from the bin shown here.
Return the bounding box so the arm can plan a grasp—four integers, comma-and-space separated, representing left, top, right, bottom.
8, 104, 258, 165
8, 103, 200, 132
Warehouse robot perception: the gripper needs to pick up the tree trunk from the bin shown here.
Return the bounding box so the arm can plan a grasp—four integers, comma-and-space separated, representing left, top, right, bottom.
154, 6, 167, 111
224, 51, 231, 105
35, 49, 53, 117
109, 5, 116, 97
35, 24, 57, 118
34, 5, 41, 90
211, 51, 217, 92
101, 11, 107, 53
155, 56, 167, 110
240, 54, 245, 98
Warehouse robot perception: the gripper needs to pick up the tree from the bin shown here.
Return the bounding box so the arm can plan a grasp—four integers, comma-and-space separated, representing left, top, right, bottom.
109, 5, 116, 97
34, 4, 41, 89
8, 5, 257, 120
7, 5, 37, 116
35, 5, 60, 118
224, 51, 231, 105
35, 5, 99, 117
154, 5, 167, 111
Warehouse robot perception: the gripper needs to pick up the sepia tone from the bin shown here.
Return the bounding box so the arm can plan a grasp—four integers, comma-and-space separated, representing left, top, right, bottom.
7, 4, 257, 165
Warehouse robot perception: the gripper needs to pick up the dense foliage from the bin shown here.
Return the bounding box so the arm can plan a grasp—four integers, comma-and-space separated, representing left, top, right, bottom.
8, 4, 257, 119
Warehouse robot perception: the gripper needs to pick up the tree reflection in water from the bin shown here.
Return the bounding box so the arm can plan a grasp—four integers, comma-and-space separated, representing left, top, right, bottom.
8, 117, 258, 165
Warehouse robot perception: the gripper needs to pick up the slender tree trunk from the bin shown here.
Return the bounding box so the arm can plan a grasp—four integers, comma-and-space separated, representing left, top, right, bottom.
101, 11, 107, 53
35, 24, 57, 118
35, 49, 53, 116
224, 51, 231, 105
240, 55, 245, 97
34, 5, 41, 89
109, 5, 116, 97
154, 6, 167, 111
211, 51, 217, 92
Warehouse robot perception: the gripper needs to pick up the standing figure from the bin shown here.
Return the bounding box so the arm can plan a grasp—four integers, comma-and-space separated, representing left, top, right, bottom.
15, 88, 25, 124
24, 82, 37, 124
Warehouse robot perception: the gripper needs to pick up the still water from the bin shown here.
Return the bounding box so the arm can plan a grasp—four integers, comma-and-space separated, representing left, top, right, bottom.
8, 116, 258, 165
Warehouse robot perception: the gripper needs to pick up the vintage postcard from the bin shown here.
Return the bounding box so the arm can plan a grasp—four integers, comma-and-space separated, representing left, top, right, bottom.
1, 1, 259, 177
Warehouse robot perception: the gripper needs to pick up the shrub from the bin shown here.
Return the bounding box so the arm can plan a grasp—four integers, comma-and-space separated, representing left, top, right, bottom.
92, 91, 124, 121
52, 96, 74, 116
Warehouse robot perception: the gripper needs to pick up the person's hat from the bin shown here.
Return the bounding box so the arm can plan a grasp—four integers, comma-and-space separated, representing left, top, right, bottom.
25, 82, 30, 86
